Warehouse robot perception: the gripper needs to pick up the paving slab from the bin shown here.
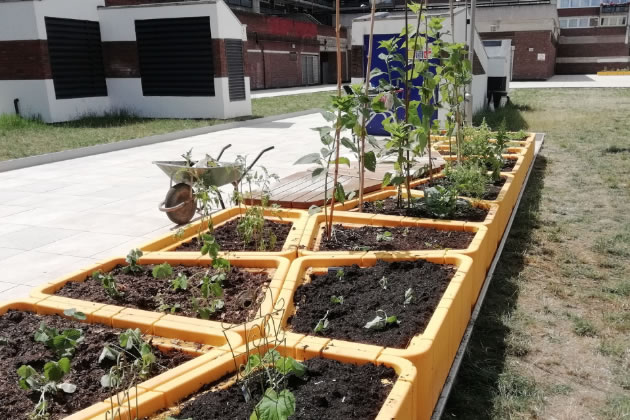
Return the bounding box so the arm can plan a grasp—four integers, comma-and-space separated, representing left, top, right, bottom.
0, 111, 359, 298
510, 74, 630, 89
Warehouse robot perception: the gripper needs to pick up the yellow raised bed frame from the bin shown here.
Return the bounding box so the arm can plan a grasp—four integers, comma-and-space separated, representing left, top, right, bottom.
138, 206, 309, 260
275, 253, 475, 420
30, 254, 290, 342
0, 299, 240, 420
94, 335, 417, 420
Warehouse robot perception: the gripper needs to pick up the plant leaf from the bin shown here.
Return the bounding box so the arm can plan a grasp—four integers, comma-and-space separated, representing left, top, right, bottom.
363, 151, 377, 172
250, 388, 296, 420
58, 382, 77, 394
294, 153, 320, 165
63, 308, 87, 321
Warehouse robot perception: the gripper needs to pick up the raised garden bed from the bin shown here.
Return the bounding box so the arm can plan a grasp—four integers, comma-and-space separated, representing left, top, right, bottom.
0, 300, 236, 420
118, 340, 416, 420
413, 174, 507, 201
274, 254, 474, 420
139, 206, 308, 259
30, 255, 289, 341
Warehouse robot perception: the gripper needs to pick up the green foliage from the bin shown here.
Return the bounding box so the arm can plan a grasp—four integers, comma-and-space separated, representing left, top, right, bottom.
244, 349, 304, 420
200, 233, 220, 258
152, 263, 173, 280
170, 273, 188, 291
313, 310, 330, 333
34, 322, 84, 358
444, 163, 490, 198
330, 295, 344, 304
93, 270, 122, 299
123, 248, 143, 274
251, 388, 296, 420
364, 310, 400, 330
18, 358, 76, 420
422, 186, 459, 218
63, 308, 87, 321
376, 231, 393, 242
99, 328, 157, 389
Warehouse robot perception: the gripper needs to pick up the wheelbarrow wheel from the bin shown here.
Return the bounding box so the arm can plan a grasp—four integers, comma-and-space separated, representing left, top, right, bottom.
163, 183, 196, 225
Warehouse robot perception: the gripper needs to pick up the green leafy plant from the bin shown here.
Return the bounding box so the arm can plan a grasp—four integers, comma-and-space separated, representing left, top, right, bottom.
193, 233, 230, 319
34, 322, 84, 358
170, 273, 188, 291
444, 163, 489, 198
123, 248, 143, 274
376, 231, 394, 242
243, 349, 305, 420
330, 295, 344, 304
200, 232, 220, 258
335, 268, 345, 280
313, 310, 330, 333
63, 308, 87, 321
422, 186, 458, 218
99, 328, 157, 388
18, 358, 76, 420
93, 270, 122, 299
364, 310, 400, 330
152, 263, 173, 280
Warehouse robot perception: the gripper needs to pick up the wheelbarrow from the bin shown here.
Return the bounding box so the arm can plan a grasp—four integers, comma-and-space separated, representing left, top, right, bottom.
153, 145, 274, 225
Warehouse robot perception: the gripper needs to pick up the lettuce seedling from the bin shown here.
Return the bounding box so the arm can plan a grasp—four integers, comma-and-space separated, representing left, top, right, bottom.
170, 273, 188, 291
34, 322, 84, 358
152, 263, 173, 280
123, 248, 143, 274
93, 270, 122, 298
364, 310, 399, 330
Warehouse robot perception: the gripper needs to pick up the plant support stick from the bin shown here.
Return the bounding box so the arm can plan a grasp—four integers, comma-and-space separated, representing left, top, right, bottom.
327, 0, 343, 237
359, 0, 377, 212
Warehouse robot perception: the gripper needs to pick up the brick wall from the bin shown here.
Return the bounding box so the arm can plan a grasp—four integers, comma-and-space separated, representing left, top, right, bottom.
558, 42, 629, 57
0, 40, 51, 80
351, 45, 363, 78
481, 30, 557, 80
560, 26, 626, 36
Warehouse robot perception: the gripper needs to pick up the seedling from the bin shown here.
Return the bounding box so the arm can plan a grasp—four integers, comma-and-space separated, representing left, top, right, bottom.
34, 322, 84, 358
18, 357, 76, 420
379, 276, 388, 290
156, 294, 181, 314
364, 310, 399, 330
376, 231, 393, 242
152, 263, 173, 280
93, 270, 122, 299
335, 268, 345, 280
170, 273, 188, 291
123, 248, 143, 274
330, 295, 344, 304
200, 233, 220, 258
374, 200, 385, 211
99, 328, 157, 388
243, 349, 305, 420
404, 288, 414, 306
63, 308, 87, 321
313, 310, 330, 333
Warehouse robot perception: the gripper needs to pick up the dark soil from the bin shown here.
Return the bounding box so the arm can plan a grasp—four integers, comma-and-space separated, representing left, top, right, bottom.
0, 310, 191, 420
173, 358, 397, 420
362, 197, 489, 222
414, 176, 507, 200
175, 218, 293, 252
289, 260, 456, 348
318, 225, 474, 251
56, 264, 271, 324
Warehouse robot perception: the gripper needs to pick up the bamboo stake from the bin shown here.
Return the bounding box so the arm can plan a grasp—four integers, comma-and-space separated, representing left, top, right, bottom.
358, 0, 377, 212
326, 0, 343, 237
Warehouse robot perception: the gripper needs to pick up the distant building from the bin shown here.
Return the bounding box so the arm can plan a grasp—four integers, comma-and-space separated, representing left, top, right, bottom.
556, 0, 630, 73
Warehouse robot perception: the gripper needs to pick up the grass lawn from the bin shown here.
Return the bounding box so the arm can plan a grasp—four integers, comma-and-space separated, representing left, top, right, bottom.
0, 91, 332, 161
445, 88, 630, 419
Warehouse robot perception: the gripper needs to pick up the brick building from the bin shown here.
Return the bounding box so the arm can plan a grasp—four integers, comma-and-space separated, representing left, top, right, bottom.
556, 0, 630, 73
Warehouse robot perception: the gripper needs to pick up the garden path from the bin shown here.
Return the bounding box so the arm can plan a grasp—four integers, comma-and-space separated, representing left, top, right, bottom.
0, 112, 343, 300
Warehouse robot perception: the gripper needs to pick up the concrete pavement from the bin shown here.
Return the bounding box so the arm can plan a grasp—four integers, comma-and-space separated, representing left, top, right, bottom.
510, 74, 630, 89
251, 84, 337, 98
0, 112, 333, 301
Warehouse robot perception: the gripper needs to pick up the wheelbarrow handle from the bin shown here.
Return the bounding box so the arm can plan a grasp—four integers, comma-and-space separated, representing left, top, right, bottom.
238, 146, 275, 184
158, 200, 189, 213
216, 144, 232, 161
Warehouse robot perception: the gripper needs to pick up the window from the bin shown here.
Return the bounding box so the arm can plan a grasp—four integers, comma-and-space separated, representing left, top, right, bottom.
45, 17, 107, 99
135, 17, 214, 97
601, 16, 627, 26
558, 0, 599, 8
559, 16, 599, 28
